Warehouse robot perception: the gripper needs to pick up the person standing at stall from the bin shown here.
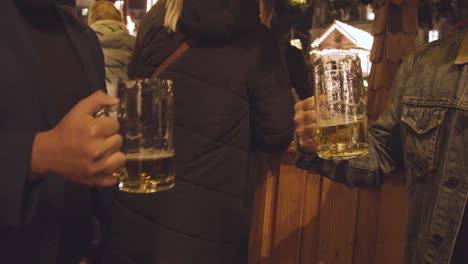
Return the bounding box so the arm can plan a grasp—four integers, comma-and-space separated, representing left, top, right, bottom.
103, 0, 295, 263
88, 1, 135, 97
0, 0, 125, 263
294, 30, 467, 264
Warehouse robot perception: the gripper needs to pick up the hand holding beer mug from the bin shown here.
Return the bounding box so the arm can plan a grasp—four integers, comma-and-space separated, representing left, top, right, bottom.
296, 51, 368, 160
95, 79, 175, 193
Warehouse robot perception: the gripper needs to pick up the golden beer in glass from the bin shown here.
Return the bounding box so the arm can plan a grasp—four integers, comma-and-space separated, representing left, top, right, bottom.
313, 52, 369, 160
96, 78, 175, 193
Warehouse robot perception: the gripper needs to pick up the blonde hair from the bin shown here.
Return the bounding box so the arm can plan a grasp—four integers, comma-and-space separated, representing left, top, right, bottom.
88, 1, 123, 25
164, 0, 183, 33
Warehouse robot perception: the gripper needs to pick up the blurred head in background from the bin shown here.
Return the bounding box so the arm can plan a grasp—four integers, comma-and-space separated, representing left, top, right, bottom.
87, 0, 135, 97
88, 0, 122, 25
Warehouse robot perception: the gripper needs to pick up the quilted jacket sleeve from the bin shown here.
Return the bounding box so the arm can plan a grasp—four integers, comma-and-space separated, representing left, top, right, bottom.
248, 26, 295, 152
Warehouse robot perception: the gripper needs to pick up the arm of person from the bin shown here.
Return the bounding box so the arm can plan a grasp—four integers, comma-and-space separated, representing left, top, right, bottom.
294, 54, 414, 188
248, 27, 295, 153
30, 91, 124, 185
0, 91, 125, 227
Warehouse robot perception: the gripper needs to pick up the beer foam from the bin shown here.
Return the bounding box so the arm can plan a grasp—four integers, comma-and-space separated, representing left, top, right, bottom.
318, 117, 363, 127
126, 151, 174, 160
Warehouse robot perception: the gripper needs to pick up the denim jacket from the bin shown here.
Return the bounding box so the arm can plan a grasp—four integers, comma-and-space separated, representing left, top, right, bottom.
296, 31, 467, 264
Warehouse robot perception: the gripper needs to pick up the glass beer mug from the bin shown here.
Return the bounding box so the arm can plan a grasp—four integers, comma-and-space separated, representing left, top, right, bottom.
313, 51, 369, 160
95, 78, 175, 193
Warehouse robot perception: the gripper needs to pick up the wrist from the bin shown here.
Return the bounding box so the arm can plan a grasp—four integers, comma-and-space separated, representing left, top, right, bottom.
297, 143, 317, 155
295, 135, 317, 155
30, 131, 56, 179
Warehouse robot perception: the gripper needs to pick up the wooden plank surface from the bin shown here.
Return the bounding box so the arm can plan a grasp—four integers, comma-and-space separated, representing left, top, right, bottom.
299, 172, 323, 263
249, 151, 283, 264
271, 152, 309, 264
374, 171, 408, 264
248, 171, 277, 264
352, 188, 381, 264
248, 151, 407, 264
317, 178, 359, 264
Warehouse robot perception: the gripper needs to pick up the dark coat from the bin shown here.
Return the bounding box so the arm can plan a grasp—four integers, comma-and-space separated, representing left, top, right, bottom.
105, 0, 295, 263
282, 44, 313, 100
0, 1, 106, 263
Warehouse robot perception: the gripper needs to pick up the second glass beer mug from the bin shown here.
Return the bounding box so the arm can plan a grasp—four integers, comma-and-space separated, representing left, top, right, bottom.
96, 78, 175, 193
313, 51, 369, 160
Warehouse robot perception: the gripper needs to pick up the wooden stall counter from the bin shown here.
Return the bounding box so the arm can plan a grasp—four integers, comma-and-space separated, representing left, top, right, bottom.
249, 145, 407, 264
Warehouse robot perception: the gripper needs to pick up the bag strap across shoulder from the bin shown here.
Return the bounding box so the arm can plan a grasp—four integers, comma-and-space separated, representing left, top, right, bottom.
150, 39, 195, 79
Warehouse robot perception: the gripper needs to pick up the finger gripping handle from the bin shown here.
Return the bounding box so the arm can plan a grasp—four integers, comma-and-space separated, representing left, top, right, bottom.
93, 105, 118, 118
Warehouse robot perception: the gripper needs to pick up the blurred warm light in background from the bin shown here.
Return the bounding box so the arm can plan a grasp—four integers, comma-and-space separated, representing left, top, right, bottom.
147, 0, 159, 11
290, 39, 303, 50
290, 0, 307, 4
112, 0, 137, 35
363, 79, 368, 88
311, 20, 373, 51
126, 15, 136, 35
429, 30, 439, 42
366, 5, 375, 20
114, 0, 123, 10
288, 0, 310, 9
81, 8, 88, 16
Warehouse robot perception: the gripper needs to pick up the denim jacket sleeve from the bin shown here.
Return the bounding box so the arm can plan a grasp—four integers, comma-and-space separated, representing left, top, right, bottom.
295, 55, 414, 188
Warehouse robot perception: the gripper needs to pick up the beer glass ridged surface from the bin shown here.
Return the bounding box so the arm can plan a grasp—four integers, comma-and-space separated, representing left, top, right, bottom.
115, 79, 175, 193
314, 52, 369, 160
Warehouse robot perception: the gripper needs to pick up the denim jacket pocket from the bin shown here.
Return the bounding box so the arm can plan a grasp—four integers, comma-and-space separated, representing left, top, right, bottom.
400, 104, 447, 178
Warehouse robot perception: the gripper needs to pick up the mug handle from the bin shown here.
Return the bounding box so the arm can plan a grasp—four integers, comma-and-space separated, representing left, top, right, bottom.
92, 105, 126, 179
93, 105, 119, 119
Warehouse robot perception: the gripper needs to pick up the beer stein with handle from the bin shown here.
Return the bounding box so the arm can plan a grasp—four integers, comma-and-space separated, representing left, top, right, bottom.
313, 51, 369, 160
95, 78, 175, 193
